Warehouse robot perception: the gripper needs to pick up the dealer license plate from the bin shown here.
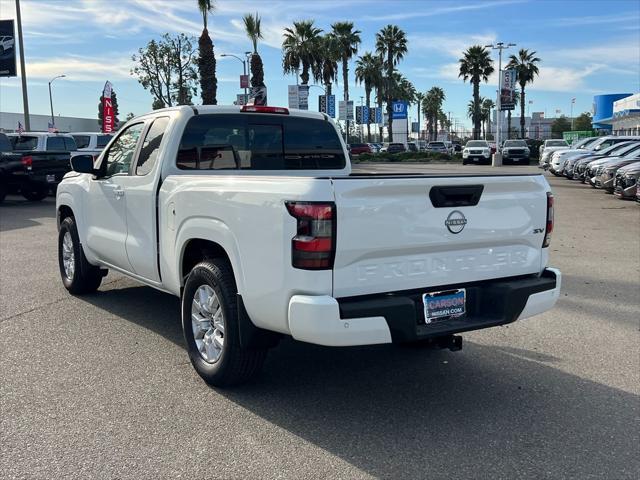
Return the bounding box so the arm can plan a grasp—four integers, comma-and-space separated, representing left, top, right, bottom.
422, 288, 466, 324
46, 174, 56, 183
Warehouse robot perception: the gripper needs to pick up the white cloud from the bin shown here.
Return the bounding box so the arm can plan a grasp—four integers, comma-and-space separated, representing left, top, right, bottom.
359, 0, 525, 21
409, 32, 497, 59
548, 13, 640, 27
25, 54, 134, 81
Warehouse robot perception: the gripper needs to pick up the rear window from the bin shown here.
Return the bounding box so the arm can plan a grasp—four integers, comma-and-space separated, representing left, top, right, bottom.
429, 142, 445, 147
547, 140, 568, 146
97, 135, 112, 147
64, 137, 77, 151
0, 133, 11, 152
12, 136, 38, 151
177, 114, 345, 170
73, 135, 90, 149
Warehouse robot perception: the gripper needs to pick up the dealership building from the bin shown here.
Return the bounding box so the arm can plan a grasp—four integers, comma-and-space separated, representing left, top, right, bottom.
593, 93, 640, 136
0, 112, 99, 133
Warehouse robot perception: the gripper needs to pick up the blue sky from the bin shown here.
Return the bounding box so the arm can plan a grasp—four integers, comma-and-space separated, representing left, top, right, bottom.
1, 0, 639, 131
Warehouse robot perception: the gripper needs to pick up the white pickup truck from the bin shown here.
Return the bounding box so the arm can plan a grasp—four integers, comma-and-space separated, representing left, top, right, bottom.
56, 105, 561, 386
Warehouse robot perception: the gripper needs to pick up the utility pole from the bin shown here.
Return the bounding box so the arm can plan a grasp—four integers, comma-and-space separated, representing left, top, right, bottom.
359, 96, 364, 142
15, 0, 30, 131
486, 41, 516, 166
570, 97, 575, 131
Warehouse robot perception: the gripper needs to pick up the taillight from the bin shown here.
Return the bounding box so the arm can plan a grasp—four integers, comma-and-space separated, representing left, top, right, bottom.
241, 105, 289, 114
543, 192, 554, 248
21, 155, 33, 168
285, 201, 335, 270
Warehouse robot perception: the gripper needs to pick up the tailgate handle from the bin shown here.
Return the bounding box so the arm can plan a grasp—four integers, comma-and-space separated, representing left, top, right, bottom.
429, 185, 484, 208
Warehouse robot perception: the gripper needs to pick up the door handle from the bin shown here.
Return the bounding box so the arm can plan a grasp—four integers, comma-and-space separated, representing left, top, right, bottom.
114, 188, 125, 198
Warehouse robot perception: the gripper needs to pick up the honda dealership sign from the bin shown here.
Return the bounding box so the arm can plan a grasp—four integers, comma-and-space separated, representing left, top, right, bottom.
0, 20, 17, 77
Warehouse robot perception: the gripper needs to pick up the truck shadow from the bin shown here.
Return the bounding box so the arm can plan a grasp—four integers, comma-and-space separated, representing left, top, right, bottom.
0, 196, 57, 232
79, 283, 639, 478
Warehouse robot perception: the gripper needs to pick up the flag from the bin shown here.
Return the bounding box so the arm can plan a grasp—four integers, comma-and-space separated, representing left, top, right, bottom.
17, 122, 24, 134
48, 122, 57, 133
571, 98, 576, 104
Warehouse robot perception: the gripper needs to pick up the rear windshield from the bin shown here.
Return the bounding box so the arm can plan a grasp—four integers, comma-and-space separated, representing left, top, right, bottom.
97, 135, 112, 147
466, 141, 488, 147
0, 134, 11, 152
11, 135, 38, 151
177, 114, 345, 170
429, 142, 445, 147
504, 140, 527, 147
73, 135, 90, 149
547, 140, 568, 146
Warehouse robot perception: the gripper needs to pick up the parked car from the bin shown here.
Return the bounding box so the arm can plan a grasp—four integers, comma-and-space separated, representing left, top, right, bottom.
539, 139, 570, 169
462, 140, 491, 165
1, 132, 74, 202
368, 143, 380, 153
614, 162, 640, 200
71, 132, 113, 156
593, 150, 640, 193
501, 139, 531, 165
407, 142, 418, 152
426, 141, 448, 154
386, 143, 406, 154
55, 104, 561, 387
560, 137, 621, 178
349, 143, 373, 156
452, 140, 462, 152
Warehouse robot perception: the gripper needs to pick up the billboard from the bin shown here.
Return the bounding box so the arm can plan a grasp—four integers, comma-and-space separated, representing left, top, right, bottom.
338, 100, 354, 121
288, 85, 309, 109
0, 19, 17, 77
500, 69, 516, 111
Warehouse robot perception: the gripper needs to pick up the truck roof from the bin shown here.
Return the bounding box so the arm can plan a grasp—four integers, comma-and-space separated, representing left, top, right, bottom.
141, 105, 329, 122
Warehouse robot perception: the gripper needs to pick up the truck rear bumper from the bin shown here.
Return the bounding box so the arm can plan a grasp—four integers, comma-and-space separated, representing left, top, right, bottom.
288, 268, 561, 346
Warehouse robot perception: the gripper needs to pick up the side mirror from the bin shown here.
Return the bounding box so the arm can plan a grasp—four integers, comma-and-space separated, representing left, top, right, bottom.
70, 154, 96, 174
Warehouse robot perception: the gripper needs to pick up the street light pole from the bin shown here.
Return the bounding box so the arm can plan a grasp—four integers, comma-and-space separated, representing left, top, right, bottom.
15, 0, 30, 131
570, 97, 575, 131
221, 53, 247, 103
48, 74, 66, 125
486, 42, 516, 166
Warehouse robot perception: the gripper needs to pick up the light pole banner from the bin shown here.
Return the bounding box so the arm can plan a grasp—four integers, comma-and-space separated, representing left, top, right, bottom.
339, 100, 354, 121
298, 85, 309, 110
327, 95, 335, 118
500, 69, 516, 111
102, 81, 114, 133
240, 75, 249, 89
0, 20, 17, 77
288, 85, 298, 109
319, 95, 327, 113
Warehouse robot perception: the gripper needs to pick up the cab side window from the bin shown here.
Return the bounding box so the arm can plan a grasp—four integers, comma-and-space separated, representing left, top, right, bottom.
136, 117, 169, 175
102, 123, 145, 176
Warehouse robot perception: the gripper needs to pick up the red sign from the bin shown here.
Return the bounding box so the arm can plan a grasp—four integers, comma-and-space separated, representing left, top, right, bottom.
240, 75, 249, 89
103, 98, 114, 133
102, 81, 114, 133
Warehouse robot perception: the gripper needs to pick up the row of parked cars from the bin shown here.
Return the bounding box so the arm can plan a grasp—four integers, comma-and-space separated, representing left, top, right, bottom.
0, 131, 113, 202
348, 140, 462, 156
539, 135, 640, 202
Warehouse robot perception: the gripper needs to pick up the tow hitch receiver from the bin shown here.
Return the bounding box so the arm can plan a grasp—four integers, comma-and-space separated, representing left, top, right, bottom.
435, 335, 463, 352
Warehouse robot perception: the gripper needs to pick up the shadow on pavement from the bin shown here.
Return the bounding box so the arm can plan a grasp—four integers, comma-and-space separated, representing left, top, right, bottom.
0, 196, 56, 233
80, 282, 639, 478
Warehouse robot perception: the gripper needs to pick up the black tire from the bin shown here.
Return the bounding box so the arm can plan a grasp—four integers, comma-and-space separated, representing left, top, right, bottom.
182, 259, 267, 387
58, 216, 104, 294
22, 184, 48, 201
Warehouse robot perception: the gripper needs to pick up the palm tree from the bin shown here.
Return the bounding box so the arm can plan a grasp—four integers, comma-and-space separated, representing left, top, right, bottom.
375, 25, 408, 140
197, 0, 216, 105
315, 35, 339, 98
330, 22, 361, 134
507, 48, 541, 138
414, 92, 424, 140
481, 97, 495, 139
458, 45, 494, 139
282, 20, 323, 85
423, 86, 445, 141
355, 52, 381, 143
243, 13, 265, 90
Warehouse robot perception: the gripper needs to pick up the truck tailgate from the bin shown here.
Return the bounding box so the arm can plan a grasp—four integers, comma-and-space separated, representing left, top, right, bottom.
331, 174, 549, 298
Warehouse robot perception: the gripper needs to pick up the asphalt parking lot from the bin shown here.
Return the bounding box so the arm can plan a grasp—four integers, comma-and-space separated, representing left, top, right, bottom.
1, 164, 639, 479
